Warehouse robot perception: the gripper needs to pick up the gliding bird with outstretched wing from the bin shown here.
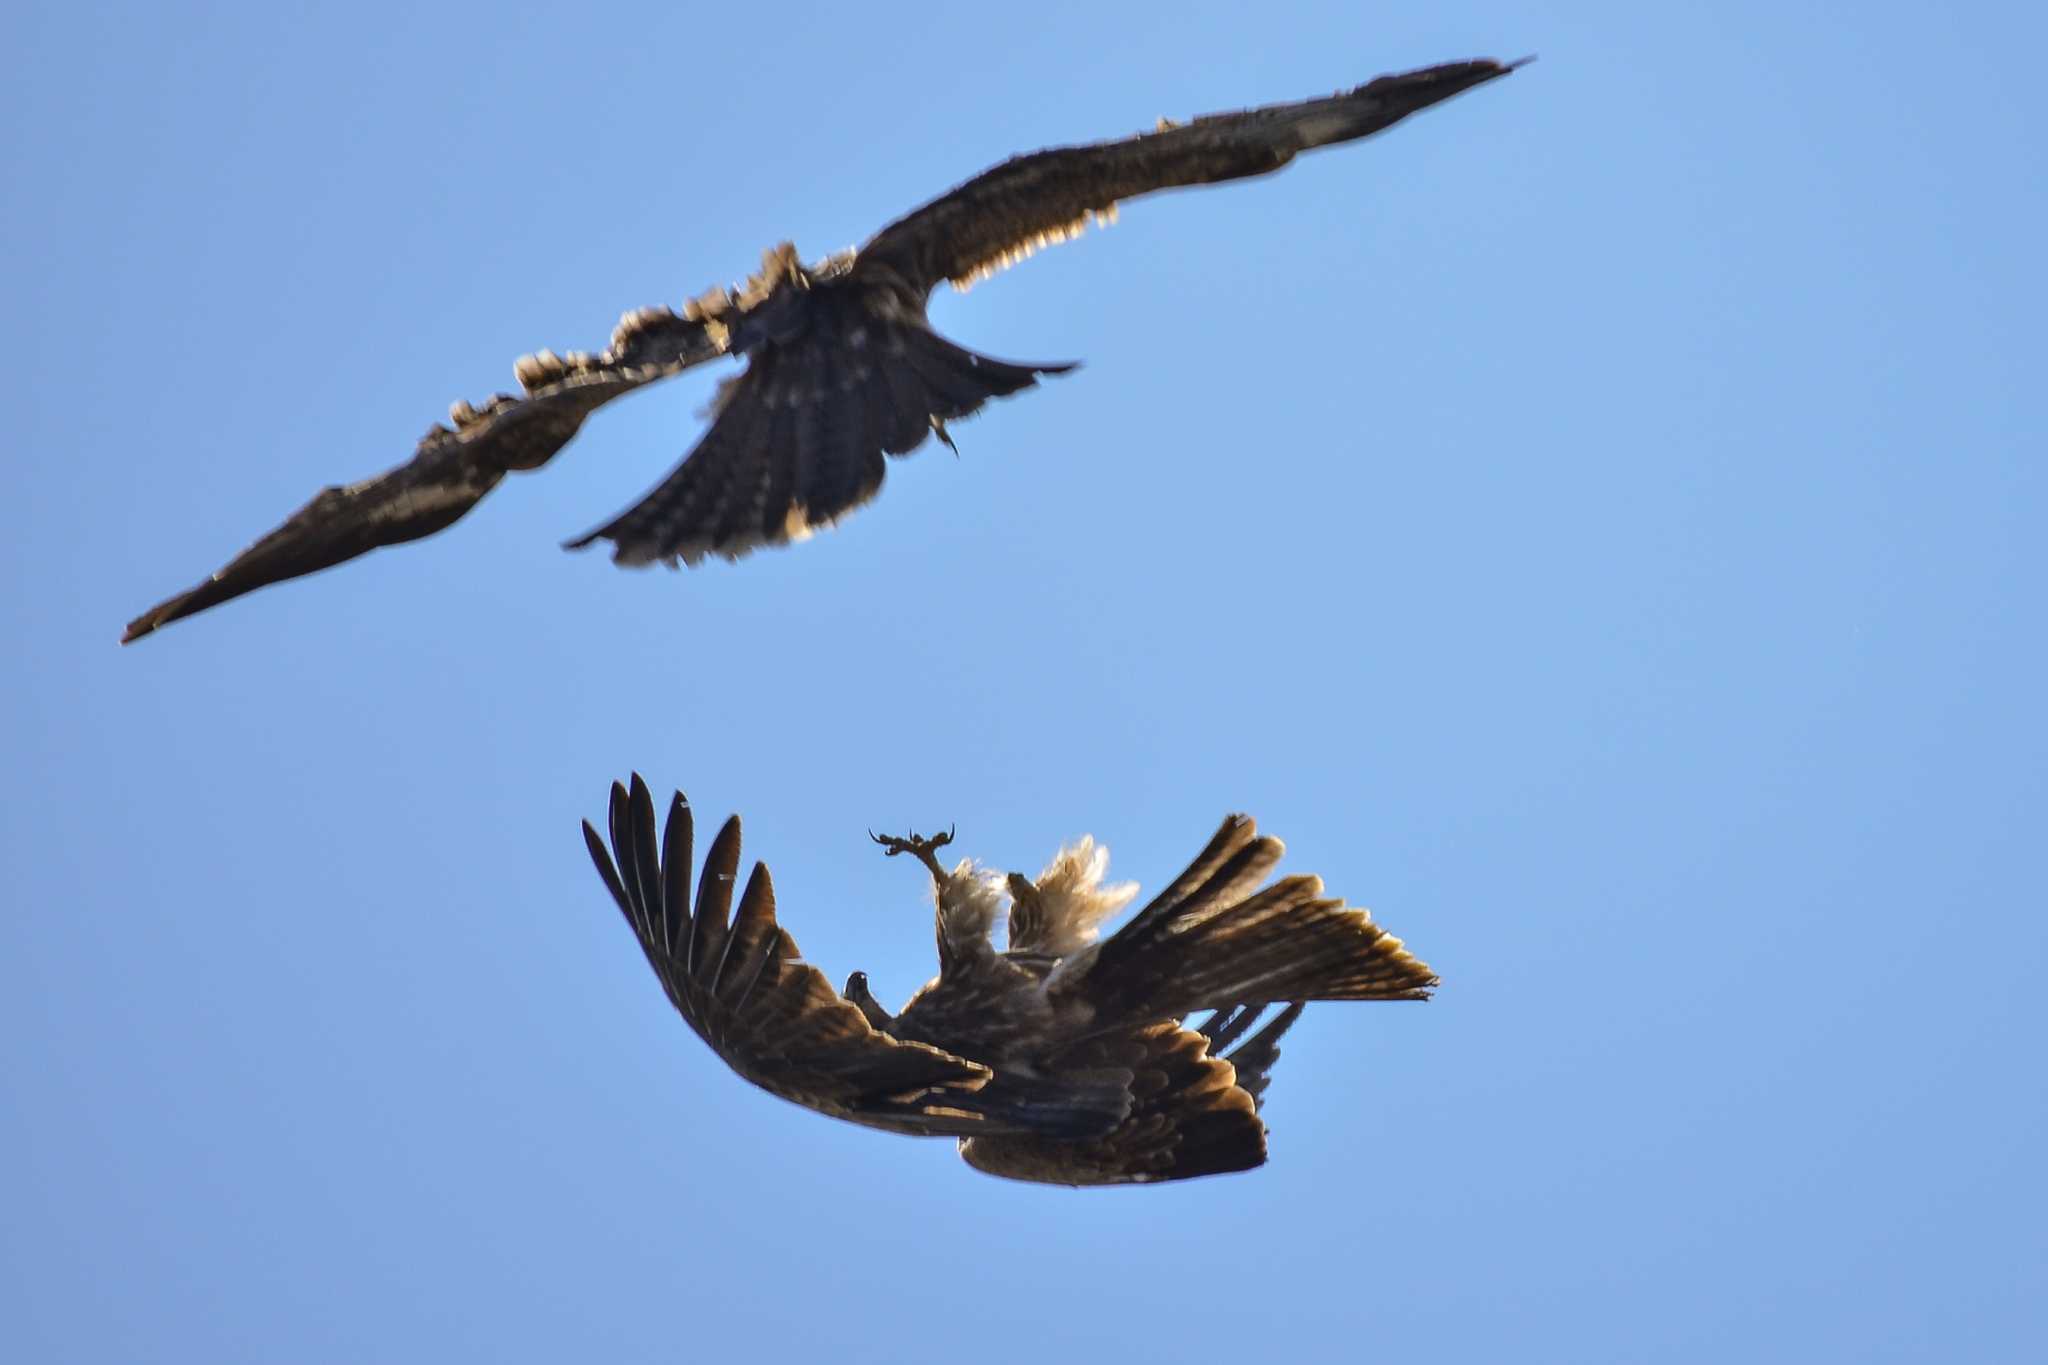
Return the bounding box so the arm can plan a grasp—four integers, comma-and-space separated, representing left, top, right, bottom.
121, 57, 1526, 643
582, 775, 1437, 1185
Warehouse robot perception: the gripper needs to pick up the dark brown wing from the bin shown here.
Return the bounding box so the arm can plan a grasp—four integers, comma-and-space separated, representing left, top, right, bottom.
851, 58, 1528, 298
583, 776, 999, 1135
121, 307, 725, 643
565, 287, 1069, 567
584, 776, 1134, 1141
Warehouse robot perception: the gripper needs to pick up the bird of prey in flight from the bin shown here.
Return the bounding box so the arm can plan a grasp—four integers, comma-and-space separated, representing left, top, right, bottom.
582, 775, 1437, 1185
120, 57, 1526, 643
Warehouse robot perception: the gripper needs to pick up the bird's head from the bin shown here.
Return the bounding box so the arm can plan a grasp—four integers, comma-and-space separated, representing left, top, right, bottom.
843, 970, 894, 1030
742, 242, 809, 301
728, 242, 816, 350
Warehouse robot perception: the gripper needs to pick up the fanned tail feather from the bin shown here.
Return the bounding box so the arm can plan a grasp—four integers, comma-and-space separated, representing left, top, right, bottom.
897, 325, 1064, 420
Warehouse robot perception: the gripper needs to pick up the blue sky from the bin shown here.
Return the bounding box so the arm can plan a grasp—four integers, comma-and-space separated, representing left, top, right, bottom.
6, 2, 2043, 1360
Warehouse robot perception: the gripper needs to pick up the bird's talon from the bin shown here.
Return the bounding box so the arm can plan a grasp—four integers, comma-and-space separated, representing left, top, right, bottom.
870, 827, 956, 884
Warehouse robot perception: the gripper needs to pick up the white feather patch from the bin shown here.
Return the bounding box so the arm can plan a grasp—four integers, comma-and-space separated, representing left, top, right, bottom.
937, 857, 1010, 952
1028, 837, 1140, 957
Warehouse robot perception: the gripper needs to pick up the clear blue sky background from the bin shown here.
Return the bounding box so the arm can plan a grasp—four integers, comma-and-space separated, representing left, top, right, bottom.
6, 3, 2043, 1361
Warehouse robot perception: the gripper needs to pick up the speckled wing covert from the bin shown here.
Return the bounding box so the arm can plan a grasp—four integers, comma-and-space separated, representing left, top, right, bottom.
957, 1004, 1306, 1186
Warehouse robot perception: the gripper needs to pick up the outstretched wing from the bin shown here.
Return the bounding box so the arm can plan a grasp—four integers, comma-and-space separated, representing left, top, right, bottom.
121, 307, 726, 643
565, 290, 1069, 567
851, 57, 1527, 298
583, 775, 999, 1135
587, 776, 1137, 1143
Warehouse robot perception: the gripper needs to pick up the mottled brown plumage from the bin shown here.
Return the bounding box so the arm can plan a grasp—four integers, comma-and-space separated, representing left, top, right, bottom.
582, 778, 1128, 1139
585, 776, 1438, 1185
122, 57, 1525, 643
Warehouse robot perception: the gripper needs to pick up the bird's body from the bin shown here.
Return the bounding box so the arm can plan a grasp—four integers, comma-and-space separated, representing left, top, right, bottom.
584, 776, 1437, 1185
122, 57, 1526, 643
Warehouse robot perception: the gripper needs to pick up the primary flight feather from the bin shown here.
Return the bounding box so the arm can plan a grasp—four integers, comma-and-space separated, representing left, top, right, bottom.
123, 57, 1525, 643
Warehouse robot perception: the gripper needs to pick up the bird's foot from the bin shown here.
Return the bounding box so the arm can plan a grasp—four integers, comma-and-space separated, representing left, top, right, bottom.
870, 827, 956, 887
930, 417, 959, 455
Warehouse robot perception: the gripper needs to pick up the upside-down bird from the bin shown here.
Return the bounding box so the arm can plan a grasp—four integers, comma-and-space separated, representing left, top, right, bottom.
581, 775, 1437, 1185
121, 57, 1527, 643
